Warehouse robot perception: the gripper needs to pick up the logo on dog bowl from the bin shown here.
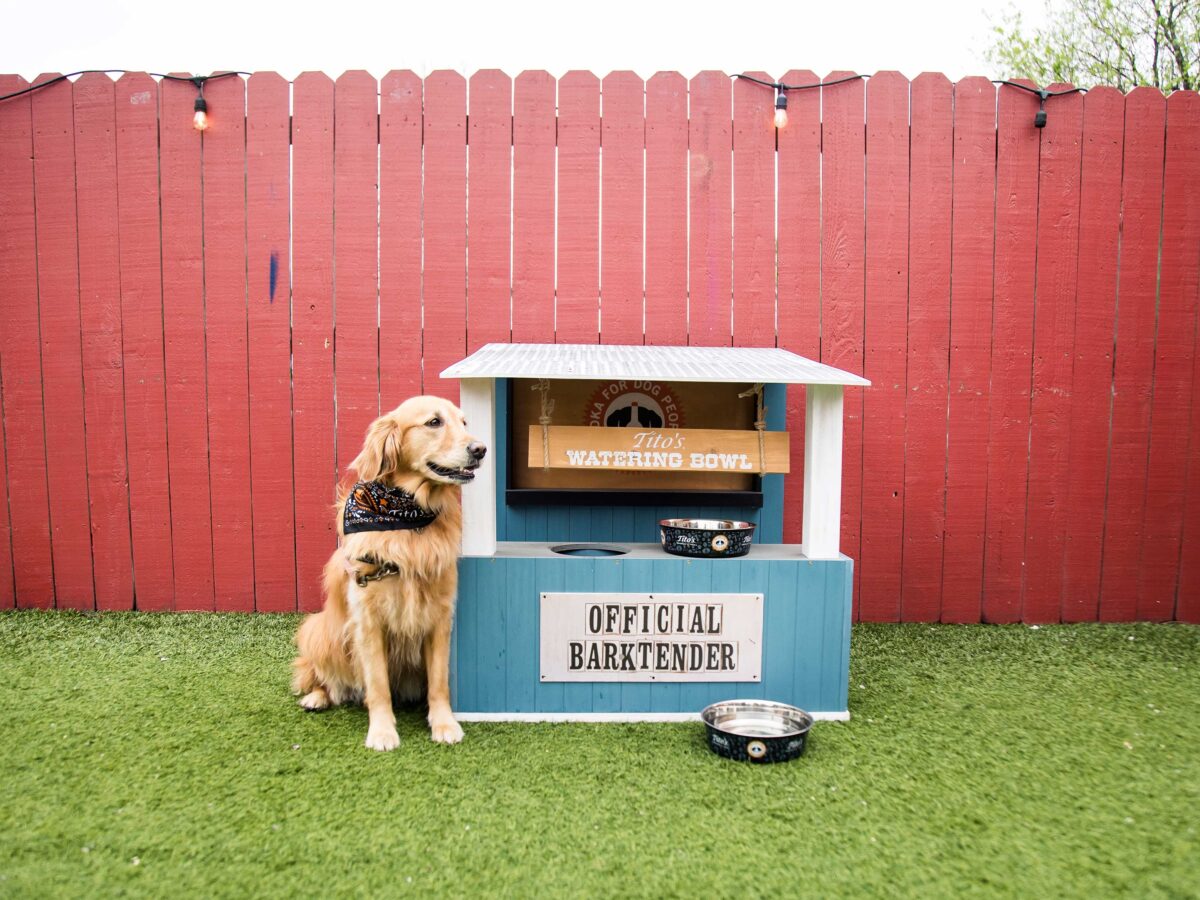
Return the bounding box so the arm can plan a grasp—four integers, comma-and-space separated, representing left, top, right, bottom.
746, 740, 768, 759
711, 534, 730, 552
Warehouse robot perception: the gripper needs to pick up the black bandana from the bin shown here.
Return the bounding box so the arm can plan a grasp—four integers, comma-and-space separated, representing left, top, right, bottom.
343, 481, 439, 534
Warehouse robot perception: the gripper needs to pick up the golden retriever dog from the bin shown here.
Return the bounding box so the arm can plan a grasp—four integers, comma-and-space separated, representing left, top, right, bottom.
291, 396, 485, 750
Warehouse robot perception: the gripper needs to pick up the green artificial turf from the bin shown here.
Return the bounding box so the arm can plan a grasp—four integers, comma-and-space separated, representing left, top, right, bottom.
0, 613, 1197, 898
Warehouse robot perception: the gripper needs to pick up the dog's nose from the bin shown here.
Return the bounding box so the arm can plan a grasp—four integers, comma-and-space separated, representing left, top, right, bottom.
467, 442, 487, 461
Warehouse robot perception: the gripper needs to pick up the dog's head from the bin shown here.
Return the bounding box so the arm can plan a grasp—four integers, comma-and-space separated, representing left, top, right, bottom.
350, 396, 486, 488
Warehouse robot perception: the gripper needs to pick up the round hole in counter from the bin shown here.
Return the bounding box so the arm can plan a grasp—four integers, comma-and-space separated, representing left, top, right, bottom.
550, 543, 630, 557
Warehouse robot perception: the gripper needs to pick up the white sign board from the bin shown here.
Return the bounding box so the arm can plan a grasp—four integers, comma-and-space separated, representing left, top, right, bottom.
540, 592, 763, 683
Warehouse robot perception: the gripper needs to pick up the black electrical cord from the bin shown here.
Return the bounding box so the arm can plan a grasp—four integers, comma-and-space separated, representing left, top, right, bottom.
0, 69, 251, 103
733, 72, 868, 92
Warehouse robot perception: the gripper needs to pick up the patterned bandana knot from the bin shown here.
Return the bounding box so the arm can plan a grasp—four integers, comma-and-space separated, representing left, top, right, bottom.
343, 481, 439, 534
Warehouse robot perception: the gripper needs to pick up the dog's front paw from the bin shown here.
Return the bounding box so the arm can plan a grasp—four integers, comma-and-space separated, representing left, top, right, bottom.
299, 689, 330, 711
365, 726, 401, 752
430, 719, 464, 745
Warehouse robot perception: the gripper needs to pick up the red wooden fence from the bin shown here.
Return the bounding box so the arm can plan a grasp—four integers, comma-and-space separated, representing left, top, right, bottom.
0, 70, 1198, 622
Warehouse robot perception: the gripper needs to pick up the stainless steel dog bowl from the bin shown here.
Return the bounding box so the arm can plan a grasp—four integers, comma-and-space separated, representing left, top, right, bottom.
659, 518, 755, 558
701, 699, 813, 763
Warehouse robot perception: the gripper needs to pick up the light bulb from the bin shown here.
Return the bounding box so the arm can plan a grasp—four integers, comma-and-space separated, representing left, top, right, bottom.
774, 107, 788, 129
774, 90, 788, 129
193, 94, 209, 131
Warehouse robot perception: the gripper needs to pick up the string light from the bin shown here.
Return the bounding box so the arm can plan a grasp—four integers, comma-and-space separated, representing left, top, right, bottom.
733, 72, 868, 131
192, 80, 209, 131
773, 90, 788, 129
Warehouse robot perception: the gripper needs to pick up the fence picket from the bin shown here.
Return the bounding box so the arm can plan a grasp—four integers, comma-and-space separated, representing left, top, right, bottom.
291, 72, 337, 612
380, 71, 424, 404
422, 70, 467, 398
246, 71, 296, 612
820, 72, 866, 614
0, 75, 52, 609
983, 81, 1041, 624
900, 72, 952, 622
644, 72, 687, 347
31, 75, 93, 609
601, 71, 644, 345
687, 71, 732, 347
860, 71, 909, 622
732, 71, 775, 348
1024, 84, 1084, 624
1142, 90, 1200, 621
942, 77, 996, 624
776, 69, 822, 545
1100, 87, 1166, 621
556, 71, 601, 344
468, 70, 513, 352
511, 71, 556, 344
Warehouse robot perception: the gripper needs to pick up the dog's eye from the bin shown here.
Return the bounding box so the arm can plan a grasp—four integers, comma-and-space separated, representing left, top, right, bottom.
426, 417, 442, 428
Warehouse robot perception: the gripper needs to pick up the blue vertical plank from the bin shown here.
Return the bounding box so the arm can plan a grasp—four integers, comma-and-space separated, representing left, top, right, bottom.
791, 560, 826, 710
451, 568, 462, 708
831, 558, 853, 713
535, 557, 567, 712
569, 505, 592, 541
455, 559, 478, 708
475, 558, 507, 711
619, 558, 654, 711
611, 506, 635, 543
650, 557, 684, 711
590, 505, 613, 545
505, 557, 537, 712
760, 383, 787, 543
678, 558, 714, 712
735, 561, 768, 700
591, 557, 625, 711
563, 557, 596, 712
546, 506, 570, 546
763, 560, 799, 705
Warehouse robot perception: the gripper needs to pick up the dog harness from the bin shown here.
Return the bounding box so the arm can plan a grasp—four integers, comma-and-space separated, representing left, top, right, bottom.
343, 481, 439, 534
343, 481, 439, 588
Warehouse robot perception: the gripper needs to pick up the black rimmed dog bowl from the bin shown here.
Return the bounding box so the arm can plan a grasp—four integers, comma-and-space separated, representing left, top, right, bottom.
701, 700, 814, 763
659, 519, 755, 558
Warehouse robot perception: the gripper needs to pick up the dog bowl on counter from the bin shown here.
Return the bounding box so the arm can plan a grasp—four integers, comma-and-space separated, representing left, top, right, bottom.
659, 519, 755, 558
701, 700, 814, 763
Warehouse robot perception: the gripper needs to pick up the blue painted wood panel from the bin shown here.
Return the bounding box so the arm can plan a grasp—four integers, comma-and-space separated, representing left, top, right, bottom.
452, 553, 853, 715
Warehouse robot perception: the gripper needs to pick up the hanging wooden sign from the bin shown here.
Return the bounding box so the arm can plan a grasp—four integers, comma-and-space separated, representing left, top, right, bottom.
528, 425, 790, 473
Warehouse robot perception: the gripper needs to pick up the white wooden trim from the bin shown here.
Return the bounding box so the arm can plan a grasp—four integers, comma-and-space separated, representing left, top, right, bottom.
459, 378, 496, 557
455, 711, 850, 723
801, 384, 845, 560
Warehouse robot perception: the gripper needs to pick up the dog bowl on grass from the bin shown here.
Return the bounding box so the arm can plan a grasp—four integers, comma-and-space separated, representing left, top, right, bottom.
659, 519, 755, 558
701, 699, 813, 763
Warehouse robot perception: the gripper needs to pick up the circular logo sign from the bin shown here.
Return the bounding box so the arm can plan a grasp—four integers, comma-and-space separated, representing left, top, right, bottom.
585, 380, 685, 429
746, 740, 768, 760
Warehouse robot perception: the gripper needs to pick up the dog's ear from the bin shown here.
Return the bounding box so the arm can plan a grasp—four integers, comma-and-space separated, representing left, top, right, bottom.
350, 417, 399, 482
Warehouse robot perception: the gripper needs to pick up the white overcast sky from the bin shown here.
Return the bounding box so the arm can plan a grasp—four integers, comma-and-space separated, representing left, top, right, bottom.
3, 0, 1049, 83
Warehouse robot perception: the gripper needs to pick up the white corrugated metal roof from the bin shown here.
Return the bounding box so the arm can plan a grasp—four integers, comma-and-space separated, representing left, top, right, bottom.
442, 343, 871, 386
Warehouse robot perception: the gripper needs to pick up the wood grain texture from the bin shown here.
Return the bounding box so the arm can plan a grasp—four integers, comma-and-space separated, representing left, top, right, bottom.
421, 71, 467, 399
941, 77, 996, 624
1141, 89, 1200, 621
246, 71, 296, 612
1062, 87, 1123, 622
380, 71, 424, 405
732, 71, 775, 349
983, 81, 1040, 624
776, 69, 821, 545
0, 75, 53, 608
74, 73, 134, 611
31, 75, 93, 609
527, 425, 789, 473
291, 72, 337, 612
687, 71, 732, 347
820, 72, 866, 611
600, 71, 644, 344
644, 72, 687, 346
1099, 87, 1165, 622
1024, 85, 1083, 624
859, 71, 909, 622
511, 71, 556, 344
467, 70, 513, 351
900, 72, 952, 622
556, 71, 602, 345
202, 74, 254, 612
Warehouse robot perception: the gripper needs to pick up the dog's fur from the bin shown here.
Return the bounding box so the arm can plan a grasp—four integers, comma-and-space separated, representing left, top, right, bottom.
291, 396, 484, 751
